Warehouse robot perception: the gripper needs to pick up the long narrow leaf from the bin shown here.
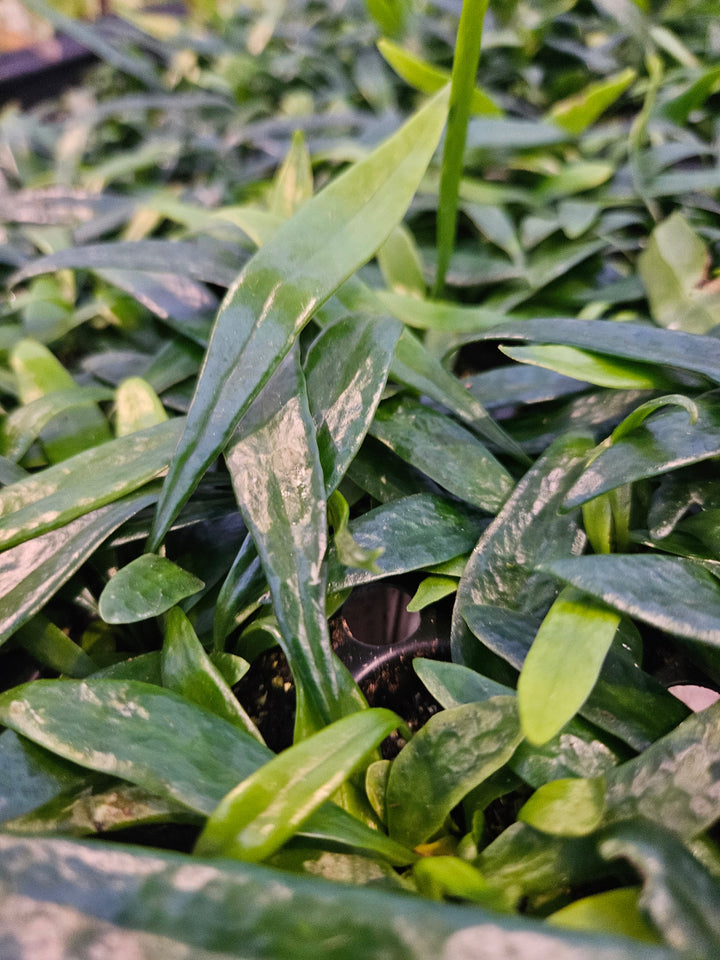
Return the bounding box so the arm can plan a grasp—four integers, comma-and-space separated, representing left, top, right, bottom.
148, 89, 450, 550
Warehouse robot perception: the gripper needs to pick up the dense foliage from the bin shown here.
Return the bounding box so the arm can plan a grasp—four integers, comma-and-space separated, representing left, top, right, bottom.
1, 0, 720, 956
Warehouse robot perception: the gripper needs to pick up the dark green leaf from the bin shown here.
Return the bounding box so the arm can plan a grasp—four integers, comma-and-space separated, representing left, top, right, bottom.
540, 554, 720, 647
564, 393, 720, 508
326, 493, 486, 591
225, 350, 360, 732
305, 314, 401, 495
599, 821, 720, 957
0, 834, 675, 959
369, 396, 514, 512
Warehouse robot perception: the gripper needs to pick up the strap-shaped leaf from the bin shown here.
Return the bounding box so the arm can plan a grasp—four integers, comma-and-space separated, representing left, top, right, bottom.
148, 88, 450, 550
195, 708, 401, 862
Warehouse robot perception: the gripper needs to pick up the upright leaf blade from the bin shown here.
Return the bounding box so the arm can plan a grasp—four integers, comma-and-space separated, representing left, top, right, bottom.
148, 89, 450, 550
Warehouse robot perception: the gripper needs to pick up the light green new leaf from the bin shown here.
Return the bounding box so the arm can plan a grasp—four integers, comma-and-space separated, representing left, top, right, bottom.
0, 418, 184, 551
518, 777, 606, 837
99, 554, 204, 624
547, 69, 636, 135
548, 887, 659, 943
434, 0, 490, 295
13, 614, 97, 678
162, 607, 262, 741
518, 587, 622, 745
270, 130, 313, 220
148, 88, 450, 550
9, 339, 112, 462
377, 38, 502, 116
638, 212, 720, 334
386, 697, 523, 847
500, 344, 675, 390
195, 708, 401, 862
328, 491, 383, 575
114, 377, 168, 437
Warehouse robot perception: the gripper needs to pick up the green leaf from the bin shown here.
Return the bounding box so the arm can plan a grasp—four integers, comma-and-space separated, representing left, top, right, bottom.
270, 130, 313, 219
548, 887, 660, 943
500, 344, 676, 390
0, 385, 113, 462
386, 697, 523, 847
0, 732, 90, 825
0, 835, 676, 959
148, 88, 450, 550
377, 38, 502, 116
0, 418, 184, 551
225, 350, 361, 732
369, 396, 514, 513
9, 339, 112, 462
518, 587, 621, 745
413, 856, 513, 911
638, 212, 720, 334
539, 554, 720, 647
376, 289, 507, 333
0, 679, 270, 816
195, 708, 401, 862
377, 224, 426, 298
213, 534, 267, 647
406, 575, 458, 611
434, 0, 491, 295
476, 318, 720, 384
328, 490, 383, 575
564, 393, 720, 509
326, 493, 486, 591
599, 821, 720, 955
604, 699, 720, 838
161, 607, 262, 741
547, 69, 636, 135
305, 313, 402, 495
452, 432, 592, 672
99, 555, 204, 624
13, 614, 97, 678
0, 490, 159, 647
114, 377, 168, 437
518, 776, 606, 837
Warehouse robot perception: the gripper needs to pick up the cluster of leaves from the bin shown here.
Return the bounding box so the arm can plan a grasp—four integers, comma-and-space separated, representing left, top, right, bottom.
1, 0, 720, 956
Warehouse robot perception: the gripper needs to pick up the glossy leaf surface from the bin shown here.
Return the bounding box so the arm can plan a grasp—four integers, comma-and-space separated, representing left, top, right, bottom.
225, 351, 351, 731
148, 89, 450, 549
0, 834, 674, 960
563, 393, 720, 508
161, 607, 262, 739
99, 555, 204, 624
540, 555, 720, 647
0, 491, 158, 646
305, 314, 401, 495
386, 697, 523, 847
326, 493, 486, 591
370, 396, 514, 512
195, 708, 400, 861
0, 418, 183, 550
